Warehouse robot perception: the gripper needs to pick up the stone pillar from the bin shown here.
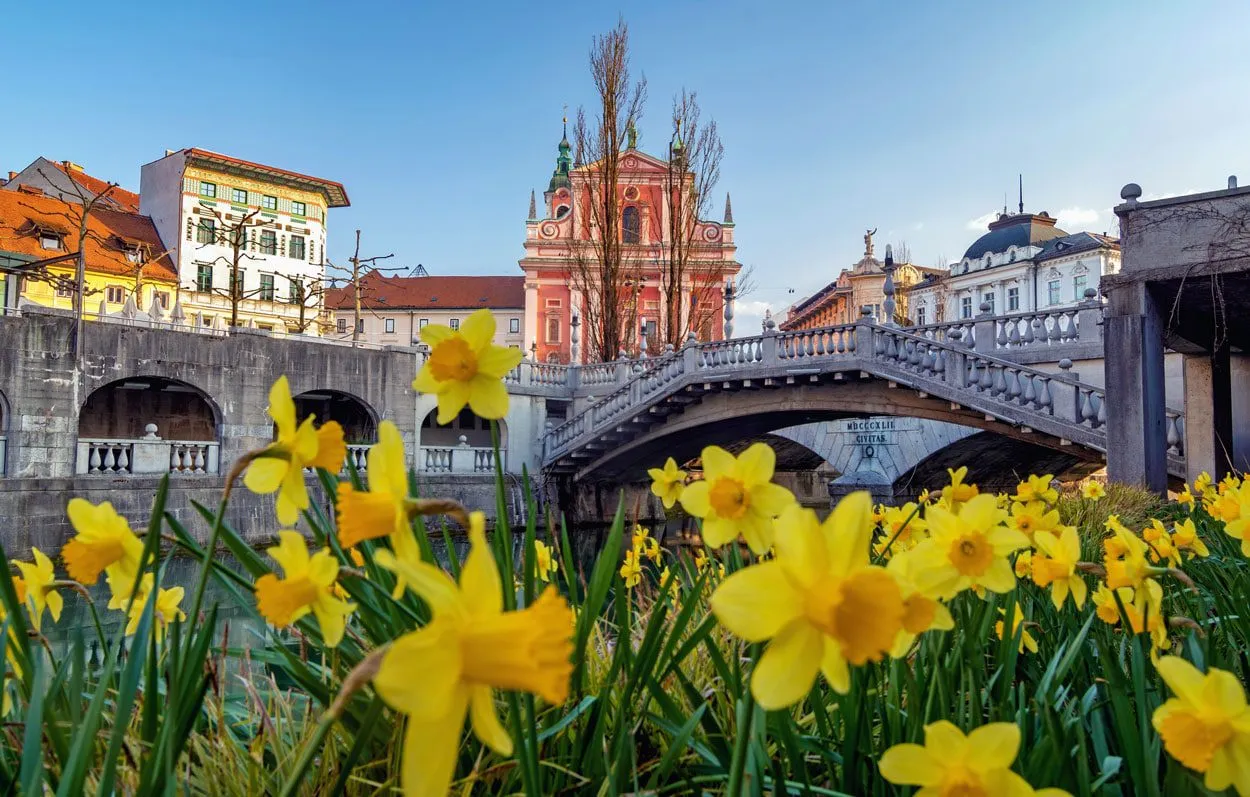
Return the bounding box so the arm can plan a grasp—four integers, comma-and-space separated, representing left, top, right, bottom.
1104, 281, 1168, 492
1182, 345, 1233, 484
524, 280, 539, 359
973, 303, 996, 355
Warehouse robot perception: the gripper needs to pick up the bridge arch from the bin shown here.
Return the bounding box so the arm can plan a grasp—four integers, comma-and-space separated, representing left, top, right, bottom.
293, 389, 378, 444
79, 376, 220, 441
565, 377, 1103, 483
891, 430, 1099, 500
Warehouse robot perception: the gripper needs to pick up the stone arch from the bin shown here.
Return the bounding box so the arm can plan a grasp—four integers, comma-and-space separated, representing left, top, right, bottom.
293, 390, 378, 444
79, 376, 220, 441
566, 379, 1104, 482
420, 407, 507, 449
892, 430, 1100, 500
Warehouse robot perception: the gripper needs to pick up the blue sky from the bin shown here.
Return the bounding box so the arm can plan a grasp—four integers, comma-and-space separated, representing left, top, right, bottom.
5, 1, 1248, 326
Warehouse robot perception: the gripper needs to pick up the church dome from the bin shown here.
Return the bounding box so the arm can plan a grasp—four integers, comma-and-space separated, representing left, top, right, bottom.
963, 212, 1067, 260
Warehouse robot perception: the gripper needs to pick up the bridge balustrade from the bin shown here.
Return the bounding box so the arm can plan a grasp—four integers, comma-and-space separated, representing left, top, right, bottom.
76, 437, 221, 475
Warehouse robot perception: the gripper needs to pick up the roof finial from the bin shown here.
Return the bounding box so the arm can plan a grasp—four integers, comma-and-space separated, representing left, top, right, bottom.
528, 190, 537, 220
723, 192, 734, 224
1018, 173, 1024, 214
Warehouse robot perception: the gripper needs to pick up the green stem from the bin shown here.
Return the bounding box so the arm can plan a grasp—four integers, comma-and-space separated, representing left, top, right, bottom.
726, 691, 757, 796
186, 492, 230, 628
506, 691, 539, 795
277, 711, 337, 797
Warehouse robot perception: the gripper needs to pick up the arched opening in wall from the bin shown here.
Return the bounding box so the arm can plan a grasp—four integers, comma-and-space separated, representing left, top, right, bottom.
77, 377, 220, 475
420, 408, 508, 473
293, 391, 378, 444
892, 431, 1100, 501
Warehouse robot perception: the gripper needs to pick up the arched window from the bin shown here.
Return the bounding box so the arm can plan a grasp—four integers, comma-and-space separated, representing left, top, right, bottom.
622, 206, 640, 244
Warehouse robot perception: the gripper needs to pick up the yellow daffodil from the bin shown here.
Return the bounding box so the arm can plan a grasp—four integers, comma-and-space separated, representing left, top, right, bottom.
1092, 582, 1169, 652
412, 308, 522, 424
1008, 500, 1061, 542
534, 540, 559, 583
658, 566, 682, 601
1172, 518, 1209, 559
647, 457, 687, 509
631, 525, 650, 549
879, 721, 1072, 797
372, 512, 573, 797
1176, 487, 1196, 509
1031, 527, 1087, 610
917, 488, 932, 505
255, 531, 355, 647
939, 466, 979, 508
1014, 474, 1058, 505
115, 574, 185, 640
244, 376, 347, 525
336, 421, 422, 570
1081, 480, 1106, 500
995, 605, 1039, 654
693, 548, 710, 572
62, 498, 145, 599
1213, 481, 1250, 556
619, 549, 642, 588
1152, 656, 1250, 794
1103, 521, 1156, 592
886, 550, 954, 657
874, 503, 928, 557
679, 443, 795, 555
14, 548, 62, 632
1014, 550, 1033, 578
709, 493, 905, 708
909, 494, 1029, 600
1143, 520, 1181, 567
1194, 471, 1214, 496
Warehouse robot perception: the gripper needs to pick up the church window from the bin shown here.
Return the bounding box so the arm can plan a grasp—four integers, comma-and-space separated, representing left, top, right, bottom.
1007, 286, 1020, 312
546, 316, 561, 343
622, 206, 641, 243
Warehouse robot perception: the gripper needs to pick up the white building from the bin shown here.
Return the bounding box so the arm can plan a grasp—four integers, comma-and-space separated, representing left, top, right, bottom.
326, 273, 526, 350
139, 148, 349, 333
907, 209, 1120, 325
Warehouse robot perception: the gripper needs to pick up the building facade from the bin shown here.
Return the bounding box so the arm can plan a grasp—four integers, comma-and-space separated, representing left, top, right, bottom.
4, 157, 142, 213
519, 127, 740, 363
325, 273, 526, 349
0, 188, 178, 315
782, 232, 940, 331
139, 148, 349, 334
907, 209, 1120, 325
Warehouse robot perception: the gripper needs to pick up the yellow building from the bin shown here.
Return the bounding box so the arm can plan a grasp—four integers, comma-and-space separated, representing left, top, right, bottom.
0, 186, 178, 314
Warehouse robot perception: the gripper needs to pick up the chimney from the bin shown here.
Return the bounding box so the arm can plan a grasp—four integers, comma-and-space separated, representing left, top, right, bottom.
6, 171, 15, 180
64, 161, 84, 172
165, 149, 175, 157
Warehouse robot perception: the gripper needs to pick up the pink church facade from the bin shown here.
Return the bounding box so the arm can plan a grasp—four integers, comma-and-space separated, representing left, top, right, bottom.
519, 128, 740, 364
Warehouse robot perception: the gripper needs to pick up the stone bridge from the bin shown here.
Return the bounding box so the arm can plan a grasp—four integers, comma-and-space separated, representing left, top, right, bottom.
536, 313, 1188, 486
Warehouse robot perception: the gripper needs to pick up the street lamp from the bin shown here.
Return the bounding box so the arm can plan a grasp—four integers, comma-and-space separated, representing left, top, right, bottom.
722, 280, 736, 339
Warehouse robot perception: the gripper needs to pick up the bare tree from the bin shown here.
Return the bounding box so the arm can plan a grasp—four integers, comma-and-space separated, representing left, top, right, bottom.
190, 206, 277, 328
659, 90, 725, 348
570, 19, 648, 362
323, 229, 394, 346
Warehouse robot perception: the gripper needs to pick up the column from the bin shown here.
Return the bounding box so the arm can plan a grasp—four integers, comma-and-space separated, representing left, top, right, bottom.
1104, 281, 1168, 492
524, 279, 539, 357
1182, 344, 1233, 484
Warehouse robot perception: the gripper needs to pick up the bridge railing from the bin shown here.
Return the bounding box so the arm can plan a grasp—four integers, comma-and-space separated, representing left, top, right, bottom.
75, 438, 221, 475
541, 312, 1187, 468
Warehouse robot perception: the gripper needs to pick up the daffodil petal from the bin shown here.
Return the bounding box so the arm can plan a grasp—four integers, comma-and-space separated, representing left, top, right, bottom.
400, 685, 469, 797
459, 514, 502, 615
709, 560, 802, 642
819, 639, 851, 693
736, 442, 776, 484
679, 481, 710, 517
966, 722, 1020, 770
268, 376, 296, 435
750, 621, 823, 710
469, 685, 513, 755
243, 456, 286, 495
825, 491, 873, 577
700, 446, 736, 480
413, 364, 442, 393
371, 421, 410, 498
375, 621, 465, 720
460, 308, 496, 351
467, 375, 510, 420
419, 323, 456, 348
750, 482, 795, 517
921, 721, 969, 760
436, 382, 472, 425
477, 345, 523, 379
878, 743, 942, 786
375, 550, 463, 615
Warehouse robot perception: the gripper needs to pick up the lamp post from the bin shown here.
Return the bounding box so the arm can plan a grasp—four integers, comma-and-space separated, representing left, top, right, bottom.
639, 319, 649, 358
881, 244, 897, 326
723, 280, 736, 339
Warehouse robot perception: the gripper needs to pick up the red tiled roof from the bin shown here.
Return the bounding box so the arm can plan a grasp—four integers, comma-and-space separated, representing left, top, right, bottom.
179, 148, 350, 207
326, 273, 525, 311
52, 162, 141, 213
0, 190, 177, 282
